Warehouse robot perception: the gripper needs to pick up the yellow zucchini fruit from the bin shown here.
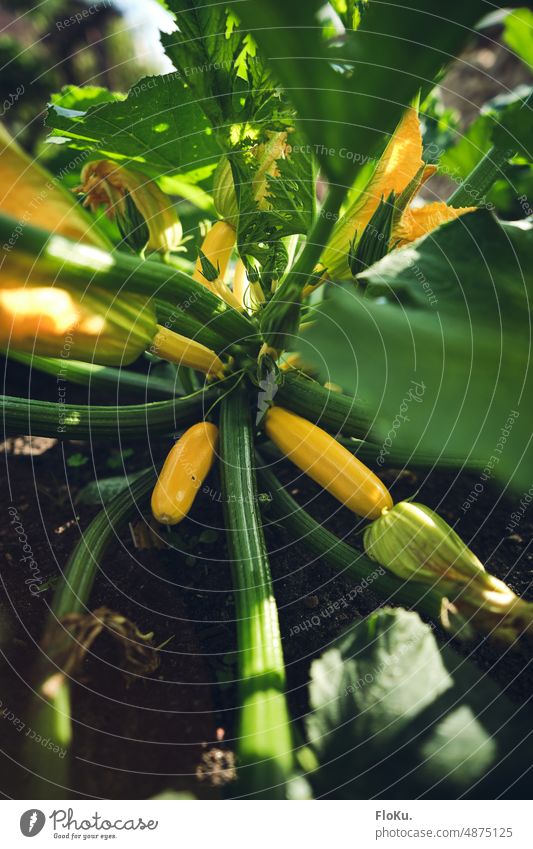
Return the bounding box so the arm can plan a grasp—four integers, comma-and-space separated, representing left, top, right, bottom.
264, 406, 392, 519
151, 422, 219, 525
151, 324, 224, 378
232, 258, 247, 309
0, 285, 156, 366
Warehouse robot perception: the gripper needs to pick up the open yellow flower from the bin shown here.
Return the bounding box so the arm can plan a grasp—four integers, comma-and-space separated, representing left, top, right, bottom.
319, 107, 475, 280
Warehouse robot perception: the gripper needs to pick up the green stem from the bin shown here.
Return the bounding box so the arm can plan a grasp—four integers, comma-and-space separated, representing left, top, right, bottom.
1, 387, 218, 440
280, 182, 348, 296
26, 468, 156, 799
176, 366, 198, 395
219, 385, 293, 799
337, 437, 486, 471
54, 468, 157, 619
257, 464, 442, 622
447, 144, 513, 208
260, 182, 347, 348
276, 371, 372, 439
7, 351, 175, 399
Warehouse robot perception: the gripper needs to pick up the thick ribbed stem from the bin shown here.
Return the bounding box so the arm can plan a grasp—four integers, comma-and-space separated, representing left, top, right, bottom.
219, 386, 293, 798
447, 144, 513, 209
1, 388, 218, 440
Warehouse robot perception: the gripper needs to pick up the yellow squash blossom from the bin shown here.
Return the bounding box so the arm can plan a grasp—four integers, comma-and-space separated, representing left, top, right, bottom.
394, 201, 476, 246
319, 107, 475, 281
76, 160, 183, 256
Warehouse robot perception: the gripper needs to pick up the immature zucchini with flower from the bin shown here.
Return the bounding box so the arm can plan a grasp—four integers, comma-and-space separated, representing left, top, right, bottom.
0, 285, 157, 365
0, 282, 226, 376
363, 502, 533, 644
0, 132, 242, 371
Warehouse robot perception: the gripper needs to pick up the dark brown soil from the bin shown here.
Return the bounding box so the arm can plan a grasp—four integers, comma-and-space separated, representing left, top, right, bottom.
0, 358, 532, 800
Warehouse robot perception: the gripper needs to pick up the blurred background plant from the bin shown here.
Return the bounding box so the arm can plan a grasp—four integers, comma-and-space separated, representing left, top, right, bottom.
0, 0, 171, 149
419, 6, 533, 218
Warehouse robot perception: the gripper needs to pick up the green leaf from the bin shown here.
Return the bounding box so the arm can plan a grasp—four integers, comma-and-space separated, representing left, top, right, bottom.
307, 609, 531, 798
151, 791, 196, 800
503, 8, 533, 71
439, 114, 494, 181
66, 452, 88, 468
162, 3, 292, 138
231, 132, 316, 273
420, 91, 460, 163
328, 1, 366, 32
46, 75, 220, 184
440, 85, 533, 181
106, 447, 135, 470
50, 84, 124, 112
491, 88, 533, 162
198, 528, 219, 544
232, 1, 487, 183
297, 211, 532, 492
161, 3, 247, 128
264, 139, 316, 235
361, 210, 530, 319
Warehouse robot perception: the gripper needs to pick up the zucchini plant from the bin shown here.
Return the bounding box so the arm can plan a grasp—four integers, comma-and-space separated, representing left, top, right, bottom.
1, 1, 532, 799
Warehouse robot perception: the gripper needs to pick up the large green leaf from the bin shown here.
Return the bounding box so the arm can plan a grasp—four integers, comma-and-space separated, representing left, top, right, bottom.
231, 131, 317, 259
361, 210, 531, 318
161, 2, 247, 128
232, 1, 486, 183
46, 75, 220, 184
161, 2, 291, 138
75, 471, 148, 506
297, 211, 532, 491
307, 609, 532, 798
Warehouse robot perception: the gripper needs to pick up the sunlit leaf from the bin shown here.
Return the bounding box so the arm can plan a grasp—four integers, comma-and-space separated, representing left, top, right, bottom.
46, 75, 220, 184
